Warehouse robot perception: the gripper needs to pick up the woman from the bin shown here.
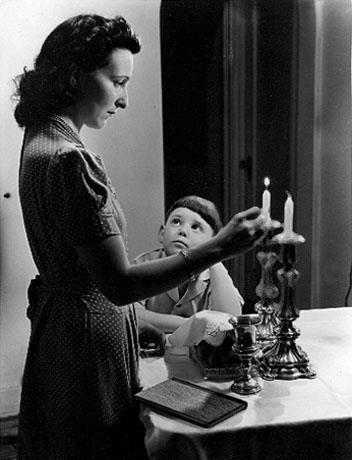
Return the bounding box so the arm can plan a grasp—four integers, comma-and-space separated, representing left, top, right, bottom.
14, 14, 266, 459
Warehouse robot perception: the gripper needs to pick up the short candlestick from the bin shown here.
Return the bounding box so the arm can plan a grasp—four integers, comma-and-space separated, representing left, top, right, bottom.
229, 314, 262, 394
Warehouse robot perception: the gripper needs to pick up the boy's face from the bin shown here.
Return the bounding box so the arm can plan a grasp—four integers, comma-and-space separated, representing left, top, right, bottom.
159, 207, 214, 256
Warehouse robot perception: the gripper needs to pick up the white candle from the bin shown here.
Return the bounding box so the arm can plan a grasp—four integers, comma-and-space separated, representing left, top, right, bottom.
284, 192, 294, 235
262, 177, 271, 217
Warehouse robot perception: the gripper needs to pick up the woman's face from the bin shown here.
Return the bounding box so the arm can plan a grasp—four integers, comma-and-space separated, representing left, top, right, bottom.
159, 207, 214, 256
77, 48, 134, 129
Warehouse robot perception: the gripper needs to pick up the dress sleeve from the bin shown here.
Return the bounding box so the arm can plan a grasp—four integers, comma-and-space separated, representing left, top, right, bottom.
46, 146, 121, 246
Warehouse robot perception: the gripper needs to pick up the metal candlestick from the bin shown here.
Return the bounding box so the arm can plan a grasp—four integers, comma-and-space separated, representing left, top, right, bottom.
229, 314, 262, 395
254, 241, 280, 345
260, 232, 317, 380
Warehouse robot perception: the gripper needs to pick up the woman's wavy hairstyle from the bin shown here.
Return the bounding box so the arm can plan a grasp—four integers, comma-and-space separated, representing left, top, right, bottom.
13, 14, 141, 128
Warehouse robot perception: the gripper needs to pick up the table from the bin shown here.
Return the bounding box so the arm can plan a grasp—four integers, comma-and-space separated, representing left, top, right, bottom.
138, 307, 352, 460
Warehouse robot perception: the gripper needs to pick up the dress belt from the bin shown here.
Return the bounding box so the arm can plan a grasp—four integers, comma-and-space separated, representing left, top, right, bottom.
27, 275, 92, 306
27, 275, 94, 323
41, 283, 89, 296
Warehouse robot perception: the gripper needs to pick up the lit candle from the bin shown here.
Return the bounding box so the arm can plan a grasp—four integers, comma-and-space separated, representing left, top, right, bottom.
262, 177, 271, 218
284, 191, 294, 235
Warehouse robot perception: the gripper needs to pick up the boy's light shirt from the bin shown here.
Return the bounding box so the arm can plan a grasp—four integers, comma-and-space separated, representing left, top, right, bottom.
133, 248, 243, 317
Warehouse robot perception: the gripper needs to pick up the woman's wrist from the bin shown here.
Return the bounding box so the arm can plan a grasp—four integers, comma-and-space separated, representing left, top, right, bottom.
177, 242, 220, 280
178, 249, 197, 281
192, 235, 224, 266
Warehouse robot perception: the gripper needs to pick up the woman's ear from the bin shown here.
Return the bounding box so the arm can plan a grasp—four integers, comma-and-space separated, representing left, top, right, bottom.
71, 68, 85, 88
158, 225, 165, 244
66, 69, 83, 101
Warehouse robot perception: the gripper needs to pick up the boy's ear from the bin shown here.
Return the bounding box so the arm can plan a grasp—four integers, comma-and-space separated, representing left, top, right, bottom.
158, 225, 165, 244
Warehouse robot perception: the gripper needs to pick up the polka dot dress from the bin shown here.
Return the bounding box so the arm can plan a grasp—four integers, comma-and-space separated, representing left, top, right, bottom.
17, 116, 148, 459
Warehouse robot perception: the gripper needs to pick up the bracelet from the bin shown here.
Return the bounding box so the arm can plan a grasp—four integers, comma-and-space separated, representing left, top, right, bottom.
179, 249, 197, 282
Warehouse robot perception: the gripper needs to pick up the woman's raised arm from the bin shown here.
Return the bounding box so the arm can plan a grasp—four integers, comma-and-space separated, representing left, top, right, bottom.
75, 206, 266, 305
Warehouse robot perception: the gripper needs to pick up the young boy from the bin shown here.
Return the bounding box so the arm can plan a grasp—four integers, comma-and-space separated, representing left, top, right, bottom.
134, 196, 244, 334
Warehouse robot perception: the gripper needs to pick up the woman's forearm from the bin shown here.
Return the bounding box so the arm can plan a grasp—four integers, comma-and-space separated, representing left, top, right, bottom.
77, 234, 224, 306
76, 206, 265, 306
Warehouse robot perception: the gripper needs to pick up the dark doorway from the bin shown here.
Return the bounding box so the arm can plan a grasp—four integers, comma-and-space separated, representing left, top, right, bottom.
160, 0, 297, 311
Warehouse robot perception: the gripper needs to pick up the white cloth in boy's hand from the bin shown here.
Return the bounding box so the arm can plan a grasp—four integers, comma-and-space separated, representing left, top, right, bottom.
168, 310, 233, 348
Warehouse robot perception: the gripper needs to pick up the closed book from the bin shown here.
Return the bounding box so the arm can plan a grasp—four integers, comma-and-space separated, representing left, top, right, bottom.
135, 377, 247, 428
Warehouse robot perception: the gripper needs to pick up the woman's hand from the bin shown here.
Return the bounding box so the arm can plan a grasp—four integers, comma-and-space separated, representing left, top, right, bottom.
215, 207, 267, 259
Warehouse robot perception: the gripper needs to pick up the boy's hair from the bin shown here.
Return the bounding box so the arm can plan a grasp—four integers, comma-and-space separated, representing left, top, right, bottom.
165, 196, 223, 234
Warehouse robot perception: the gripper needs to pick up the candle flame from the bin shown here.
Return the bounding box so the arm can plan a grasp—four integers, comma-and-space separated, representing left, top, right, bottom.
264, 177, 270, 187
285, 190, 291, 198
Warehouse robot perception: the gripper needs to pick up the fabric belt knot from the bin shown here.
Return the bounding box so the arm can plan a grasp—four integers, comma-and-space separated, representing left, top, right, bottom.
26, 274, 89, 321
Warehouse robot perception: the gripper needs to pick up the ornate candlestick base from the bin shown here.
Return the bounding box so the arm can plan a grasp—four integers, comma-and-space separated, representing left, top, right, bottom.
229, 314, 262, 394
260, 233, 317, 380
255, 301, 280, 345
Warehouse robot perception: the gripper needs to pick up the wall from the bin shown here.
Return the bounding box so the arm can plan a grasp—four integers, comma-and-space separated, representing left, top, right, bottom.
316, 0, 352, 307
296, 0, 352, 308
0, 0, 163, 417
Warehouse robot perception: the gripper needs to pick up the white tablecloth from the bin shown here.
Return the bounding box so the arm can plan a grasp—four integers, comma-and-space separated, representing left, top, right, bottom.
138, 307, 352, 460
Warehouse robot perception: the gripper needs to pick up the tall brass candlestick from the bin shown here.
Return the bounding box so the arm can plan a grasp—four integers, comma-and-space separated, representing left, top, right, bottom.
260, 233, 316, 380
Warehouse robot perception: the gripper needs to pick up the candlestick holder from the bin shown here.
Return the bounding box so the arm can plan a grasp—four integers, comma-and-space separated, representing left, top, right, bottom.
254, 239, 280, 346
260, 232, 317, 380
229, 314, 262, 395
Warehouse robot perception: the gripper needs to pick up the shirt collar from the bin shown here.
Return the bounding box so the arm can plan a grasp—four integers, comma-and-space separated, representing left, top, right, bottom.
168, 268, 210, 304
135, 247, 210, 303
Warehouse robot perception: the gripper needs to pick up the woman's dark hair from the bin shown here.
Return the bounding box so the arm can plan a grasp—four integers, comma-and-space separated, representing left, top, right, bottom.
165, 196, 223, 234
14, 14, 141, 128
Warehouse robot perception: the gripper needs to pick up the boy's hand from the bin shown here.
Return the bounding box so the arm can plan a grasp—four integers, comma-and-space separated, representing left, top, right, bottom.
139, 323, 166, 357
